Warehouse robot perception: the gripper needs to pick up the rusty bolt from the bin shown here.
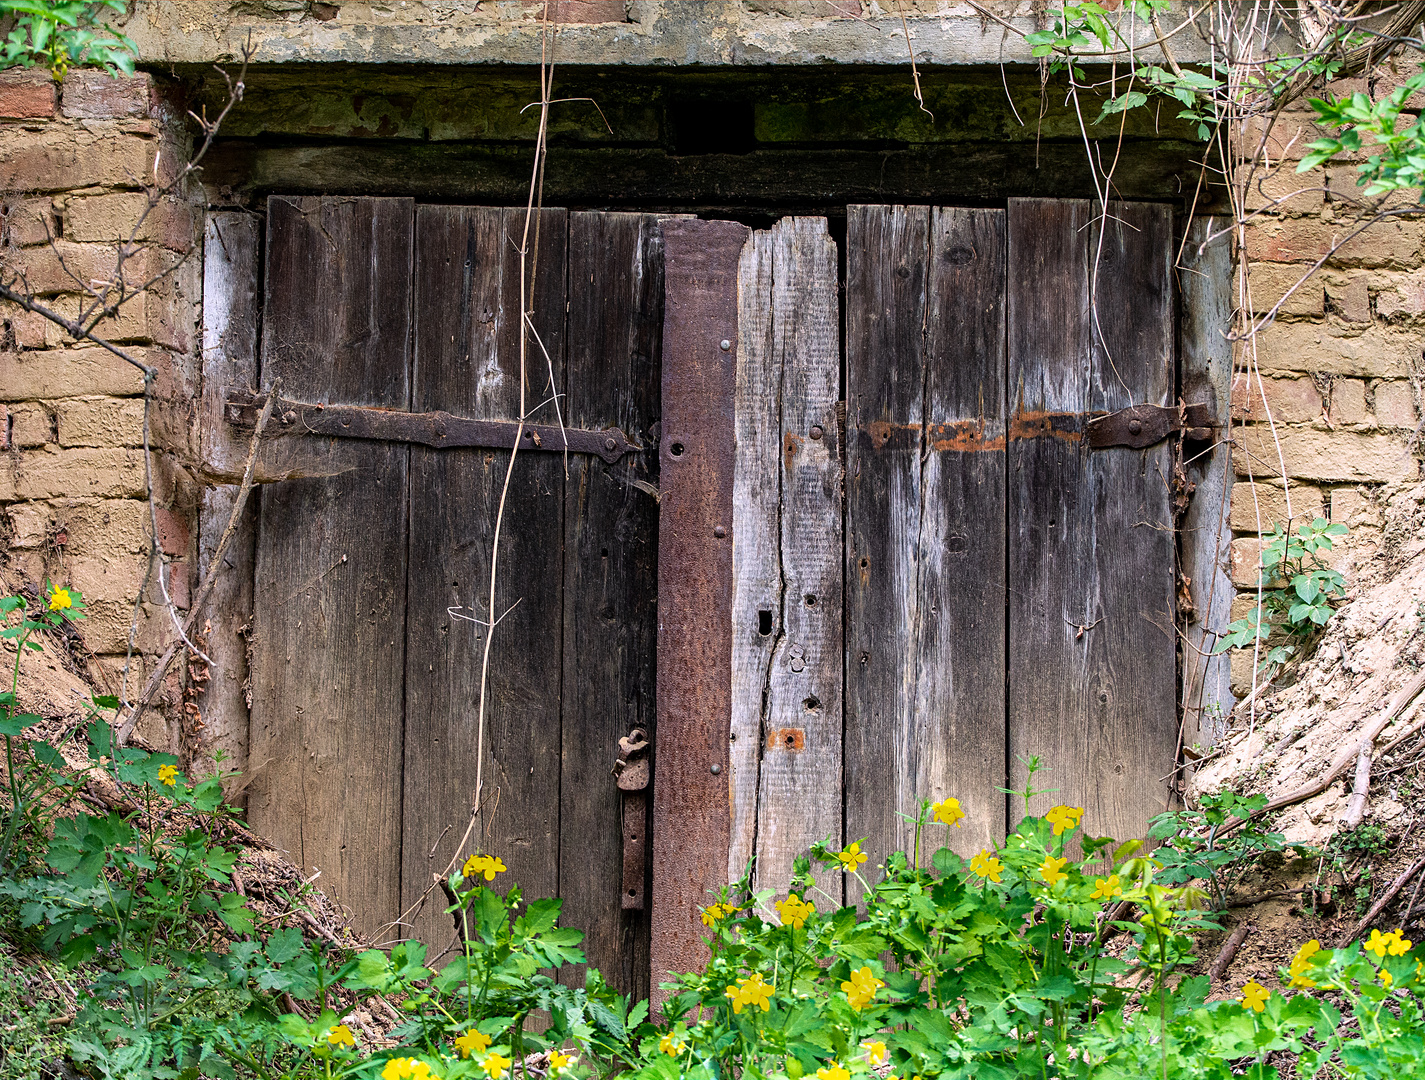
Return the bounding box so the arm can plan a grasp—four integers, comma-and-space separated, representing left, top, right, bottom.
719, 339, 732, 351
790, 657, 805, 673
710, 764, 722, 775
281, 410, 297, 425
713, 525, 727, 539
1128, 419, 1142, 435
810, 425, 824, 440
605, 436, 617, 451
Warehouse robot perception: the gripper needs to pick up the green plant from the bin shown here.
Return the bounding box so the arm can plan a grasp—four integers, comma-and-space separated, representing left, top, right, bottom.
1301, 70, 1425, 199
0, 1, 135, 80
1215, 517, 1349, 677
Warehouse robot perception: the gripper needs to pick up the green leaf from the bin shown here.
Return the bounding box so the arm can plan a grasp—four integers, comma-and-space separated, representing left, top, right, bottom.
0, 712, 42, 736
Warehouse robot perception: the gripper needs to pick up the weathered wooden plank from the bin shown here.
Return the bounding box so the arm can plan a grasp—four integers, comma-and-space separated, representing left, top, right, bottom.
728, 228, 777, 886
753, 217, 843, 896
248, 196, 413, 938
558, 211, 663, 999
1006, 198, 1177, 844
845, 204, 930, 891
198, 212, 261, 795
912, 206, 1008, 855
402, 206, 568, 952
1179, 217, 1235, 750
652, 218, 748, 994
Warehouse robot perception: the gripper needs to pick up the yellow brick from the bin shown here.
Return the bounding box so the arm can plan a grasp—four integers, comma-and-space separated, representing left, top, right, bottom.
1331, 378, 1368, 425
53, 498, 150, 557
48, 291, 149, 345
8, 446, 146, 500
1253, 321, 1417, 377
1233, 425, 1417, 483
1330, 486, 1386, 530
1374, 380, 1419, 427
61, 192, 195, 251
1229, 480, 1322, 532
0, 347, 148, 401
7, 402, 52, 447
69, 553, 148, 604
1238, 262, 1323, 317
55, 396, 145, 448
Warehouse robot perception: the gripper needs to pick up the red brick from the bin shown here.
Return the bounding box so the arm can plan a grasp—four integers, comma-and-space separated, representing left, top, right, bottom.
60, 71, 151, 120
0, 404, 7, 450
153, 505, 190, 557
0, 70, 56, 119
548, 0, 627, 21
1230, 372, 1322, 424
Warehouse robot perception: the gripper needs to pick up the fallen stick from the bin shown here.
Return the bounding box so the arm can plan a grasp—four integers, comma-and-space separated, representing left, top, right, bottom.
1223, 669, 1425, 835
1226, 887, 1304, 908
1341, 853, 1425, 946
1339, 739, 1373, 829
115, 379, 281, 746
1209, 921, 1253, 984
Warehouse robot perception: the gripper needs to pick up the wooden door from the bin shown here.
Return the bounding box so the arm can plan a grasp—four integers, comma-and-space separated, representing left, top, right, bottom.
246, 198, 663, 997
653, 200, 1180, 984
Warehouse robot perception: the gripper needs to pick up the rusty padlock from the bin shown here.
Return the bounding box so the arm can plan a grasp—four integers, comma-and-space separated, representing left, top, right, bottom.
613, 727, 650, 791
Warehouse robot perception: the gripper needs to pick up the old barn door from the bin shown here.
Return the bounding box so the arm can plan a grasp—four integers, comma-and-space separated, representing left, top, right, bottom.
247, 198, 663, 995
653, 201, 1178, 983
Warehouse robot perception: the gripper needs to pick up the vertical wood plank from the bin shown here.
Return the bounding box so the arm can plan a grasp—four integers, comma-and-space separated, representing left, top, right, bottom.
914, 206, 1008, 855
559, 211, 663, 999
753, 217, 843, 896
652, 218, 748, 994
845, 204, 930, 886
199, 212, 260, 792
402, 206, 568, 952
728, 229, 776, 884
1006, 198, 1178, 844
249, 196, 413, 938
1178, 217, 1235, 749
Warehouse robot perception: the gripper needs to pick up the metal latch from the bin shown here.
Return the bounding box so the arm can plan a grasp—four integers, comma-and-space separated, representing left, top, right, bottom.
612, 728, 650, 911
223, 389, 641, 464
1086, 403, 1218, 450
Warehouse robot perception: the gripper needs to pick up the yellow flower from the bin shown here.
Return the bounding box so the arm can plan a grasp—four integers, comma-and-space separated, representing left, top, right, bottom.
1039, 855, 1069, 888
725, 972, 774, 1014
381, 1060, 415, 1080
815, 1064, 851, 1080
969, 849, 1003, 883
1386, 929, 1413, 957
836, 841, 868, 872
1380, 968, 1394, 987
325, 1023, 355, 1048
548, 1050, 574, 1072
932, 797, 965, 828
1090, 875, 1123, 901
840, 965, 884, 1011
455, 1031, 491, 1058
483, 1053, 512, 1079
47, 587, 71, 612
775, 893, 815, 929
861, 1039, 888, 1067
1044, 805, 1084, 836
701, 902, 736, 927
1286, 939, 1321, 989
461, 853, 507, 882
1366, 928, 1391, 959
157, 764, 179, 787
1239, 980, 1270, 1012
658, 1033, 686, 1056
408, 1064, 433, 1080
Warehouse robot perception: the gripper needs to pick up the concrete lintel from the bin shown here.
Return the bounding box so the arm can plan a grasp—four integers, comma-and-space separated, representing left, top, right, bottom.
123, 1, 1221, 69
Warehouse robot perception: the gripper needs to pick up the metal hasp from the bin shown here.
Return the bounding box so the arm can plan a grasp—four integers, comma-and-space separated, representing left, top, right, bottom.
613, 728, 650, 911
223, 389, 640, 463
1086, 402, 1217, 449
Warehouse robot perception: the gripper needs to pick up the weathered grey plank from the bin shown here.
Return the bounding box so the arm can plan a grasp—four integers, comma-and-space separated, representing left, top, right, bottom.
402, 206, 568, 952
198, 212, 261, 794
845, 204, 931, 890
558, 211, 663, 999
249, 196, 413, 938
754, 217, 843, 897
728, 228, 777, 886
652, 218, 748, 993
912, 206, 1008, 855
1006, 198, 1177, 844
1178, 217, 1235, 750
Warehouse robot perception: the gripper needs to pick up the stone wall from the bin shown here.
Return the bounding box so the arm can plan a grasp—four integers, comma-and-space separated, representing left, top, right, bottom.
1227, 65, 1425, 699
0, 66, 202, 747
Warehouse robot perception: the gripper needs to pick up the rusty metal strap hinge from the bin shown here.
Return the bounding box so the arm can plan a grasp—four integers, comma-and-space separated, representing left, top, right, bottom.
1086, 402, 1218, 450
223, 390, 641, 464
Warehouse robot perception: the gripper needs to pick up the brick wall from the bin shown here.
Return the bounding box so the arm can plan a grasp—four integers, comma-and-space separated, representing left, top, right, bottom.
1226, 67, 1425, 697
0, 67, 201, 746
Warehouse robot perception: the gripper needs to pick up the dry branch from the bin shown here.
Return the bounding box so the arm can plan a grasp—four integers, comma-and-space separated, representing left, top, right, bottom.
115, 379, 281, 746
1209, 920, 1252, 983
1342, 853, 1425, 946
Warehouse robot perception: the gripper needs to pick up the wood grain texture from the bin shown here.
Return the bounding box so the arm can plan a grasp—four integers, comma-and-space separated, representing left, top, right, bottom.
559, 211, 663, 999
402, 206, 568, 952
249, 196, 413, 938
199, 212, 261, 793
728, 228, 777, 885
1006, 198, 1177, 844
912, 206, 1008, 856
754, 217, 843, 897
845, 204, 931, 889
1178, 217, 1235, 749
652, 217, 747, 995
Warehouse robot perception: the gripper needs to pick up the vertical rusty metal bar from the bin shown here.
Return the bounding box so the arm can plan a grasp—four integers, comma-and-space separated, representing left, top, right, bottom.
651, 218, 749, 997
